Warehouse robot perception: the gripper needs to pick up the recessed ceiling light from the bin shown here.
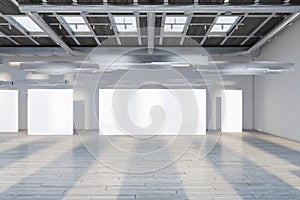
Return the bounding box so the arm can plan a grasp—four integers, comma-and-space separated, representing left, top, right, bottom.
164, 16, 187, 32
62, 16, 90, 33
11, 16, 43, 33
114, 16, 137, 32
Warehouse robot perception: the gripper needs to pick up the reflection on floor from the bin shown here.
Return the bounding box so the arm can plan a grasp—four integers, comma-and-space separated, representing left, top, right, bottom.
0, 131, 300, 199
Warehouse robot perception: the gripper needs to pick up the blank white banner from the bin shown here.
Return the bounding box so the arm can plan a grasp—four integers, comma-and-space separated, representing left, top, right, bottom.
221, 90, 243, 132
0, 90, 18, 132
99, 89, 206, 135
28, 89, 73, 135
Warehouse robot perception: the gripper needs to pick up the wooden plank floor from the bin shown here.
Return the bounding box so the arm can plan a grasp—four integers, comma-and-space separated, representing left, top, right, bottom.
0, 131, 300, 199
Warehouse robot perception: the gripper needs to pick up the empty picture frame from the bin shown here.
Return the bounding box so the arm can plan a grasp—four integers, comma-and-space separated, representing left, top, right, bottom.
0, 90, 18, 132
99, 89, 206, 135
221, 90, 243, 132
28, 89, 73, 135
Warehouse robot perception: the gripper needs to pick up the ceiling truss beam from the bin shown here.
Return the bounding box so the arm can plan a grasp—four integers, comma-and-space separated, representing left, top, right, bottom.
134, 12, 142, 45
19, 4, 300, 13
53, 13, 81, 46
200, 13, 220, 46
220, 14, 248, 46
108, 13, 121, 45
81, 12, 101, 46
0, 13, 40, 45
180, 12, 193, 45
240, 13, 275, 46
159, 13, 166, 45
26, 12, 76, 55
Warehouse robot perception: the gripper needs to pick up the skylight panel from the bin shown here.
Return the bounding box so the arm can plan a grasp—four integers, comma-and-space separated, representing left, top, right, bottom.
63, 16, 90, 33
164, 16, 187, 32
11, 16, 43, 33
114, 16, 137, 32
210, 16, 239, 33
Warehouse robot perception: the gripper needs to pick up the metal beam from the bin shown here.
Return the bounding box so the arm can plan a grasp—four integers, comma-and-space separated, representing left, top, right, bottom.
180, 12, 193, 45
220, 14, 247, 46
26, 12, 76, 56
108, 13, 121, 45
240, 13, 275, 46
147, 12, 155, 54
19, 4, 300, 13
247, 13, 300, 53
81, 13, 101, 46
200, 14, 220, 46
134, 12, 142, 45
159, 13, 166, 45
53, 13, 81, 45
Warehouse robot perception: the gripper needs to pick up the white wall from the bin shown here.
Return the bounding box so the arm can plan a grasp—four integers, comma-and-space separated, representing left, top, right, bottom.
0, 55, 254, 131
254, 18, 300, 141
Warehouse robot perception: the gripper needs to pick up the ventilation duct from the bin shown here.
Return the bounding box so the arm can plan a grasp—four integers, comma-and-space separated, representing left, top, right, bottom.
195, 61, 294, 75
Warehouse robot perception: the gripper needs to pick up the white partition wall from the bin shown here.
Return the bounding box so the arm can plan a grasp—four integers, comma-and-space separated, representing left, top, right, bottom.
221, 90, 243, 132
99, 89, 206, 135
28, 89, 73, 135
0, 90, 18, 132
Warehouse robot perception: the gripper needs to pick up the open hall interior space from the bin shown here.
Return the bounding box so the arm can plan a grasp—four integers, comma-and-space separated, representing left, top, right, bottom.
0, 0, 300, 199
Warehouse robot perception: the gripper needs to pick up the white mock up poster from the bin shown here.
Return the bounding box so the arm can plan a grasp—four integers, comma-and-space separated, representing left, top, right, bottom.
221, 90, 243, 132
99, 89, 206, 135
0, 90, 18, 132
28, 89, 73, 135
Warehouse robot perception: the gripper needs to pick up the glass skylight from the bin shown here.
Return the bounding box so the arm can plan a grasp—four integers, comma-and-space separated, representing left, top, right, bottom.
164, 16, 187, 32
114, 16, 137, 32
62, 16, 90, 33
11, 16, 43, 33
211, 16, 239, 33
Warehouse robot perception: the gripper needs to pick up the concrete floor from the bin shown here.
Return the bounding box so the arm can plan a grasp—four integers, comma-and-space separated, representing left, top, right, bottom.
0, 131, 300, 199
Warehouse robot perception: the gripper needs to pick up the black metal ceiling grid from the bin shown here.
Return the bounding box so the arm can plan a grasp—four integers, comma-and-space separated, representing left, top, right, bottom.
155, 16, 162, 35
87, 17, 114, 36
31, 37, 57, 46
255, 16, 285, 36
42, 15, 69, 36
258, 0, 285, 4
11, 37, 34, 45
77, 0, 104, 4
290, 0, 300, 5
46, 0, 73, 4
223, 38, 246, 46
139, 16, 147, 35
0, 0, 22, 15
120, 37, 140, 45
62, 37, 79, 46
232, 17, 267, 36
138, 0, 164, 4
101, 37, 119, 45
187, 17, 215, 36
107, 0, 133, 5
203, 37, 225, 46
228, 0, 254, 4
168, 0, 194, 5
198, 0, 224, 5
17, 0, 42, 4
0, 18, 24, 35
244, 37, 260, 46
76, 37, 97, 46
0, 37, 15, 46
162, 37, 181, 46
